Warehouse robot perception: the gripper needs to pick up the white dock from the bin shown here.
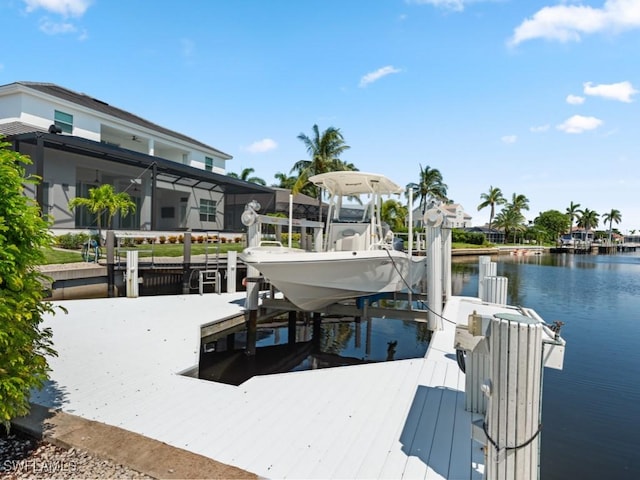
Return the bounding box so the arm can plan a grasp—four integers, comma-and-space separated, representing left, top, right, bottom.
32, 293, 539, 479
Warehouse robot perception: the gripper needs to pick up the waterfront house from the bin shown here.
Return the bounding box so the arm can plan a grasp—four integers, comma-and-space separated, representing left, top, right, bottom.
0, 81, 274, 233
410, 203, 472, 228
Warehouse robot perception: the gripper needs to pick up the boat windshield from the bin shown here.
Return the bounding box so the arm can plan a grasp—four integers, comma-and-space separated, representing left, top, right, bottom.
336, 205, 368, 223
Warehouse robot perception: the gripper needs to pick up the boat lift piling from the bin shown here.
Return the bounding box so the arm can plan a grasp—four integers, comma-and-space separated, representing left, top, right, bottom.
454, 257, 566, 480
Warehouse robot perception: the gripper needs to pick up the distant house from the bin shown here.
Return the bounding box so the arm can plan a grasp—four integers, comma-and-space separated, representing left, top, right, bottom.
411, 203, 472, 228
465, 226, 505, 244
0, 81, 274, 232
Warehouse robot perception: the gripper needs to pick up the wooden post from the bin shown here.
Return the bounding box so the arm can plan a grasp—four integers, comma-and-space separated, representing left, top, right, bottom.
227, 250, 237, 293
125, 250, 139, 297
312, 312, 322, 346
314, 227, 323, 252
482, 276, 508, 305
106, 230, 115, 298
182, 232, 191, 294
244, 222, 261, 356
478, 256, 496, 299
426, 225, 443, 330
441, 226, 452, 301
288, 311, 297, 345
485, 313, 543, 480
246, 309, 257, 357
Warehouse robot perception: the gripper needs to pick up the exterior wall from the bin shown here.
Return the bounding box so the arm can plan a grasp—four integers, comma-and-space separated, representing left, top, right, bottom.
1, 85, 229, 173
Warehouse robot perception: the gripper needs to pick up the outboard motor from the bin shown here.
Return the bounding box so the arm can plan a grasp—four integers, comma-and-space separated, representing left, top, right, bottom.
393, 237, 404, 251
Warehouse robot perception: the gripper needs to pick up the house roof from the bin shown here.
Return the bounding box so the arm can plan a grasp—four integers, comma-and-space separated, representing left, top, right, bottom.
273, 188, 321, 207
9, 131, 273, 196
0, 121, 47, 136
3, 81, 232, 160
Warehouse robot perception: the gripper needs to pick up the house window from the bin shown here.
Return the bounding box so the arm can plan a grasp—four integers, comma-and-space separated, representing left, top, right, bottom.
199, 199, 217, 222
54, 110, 73, 134
205, 156, 213, 172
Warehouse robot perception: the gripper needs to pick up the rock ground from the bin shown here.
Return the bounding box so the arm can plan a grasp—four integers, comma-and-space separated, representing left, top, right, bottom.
1, 429, 153, 479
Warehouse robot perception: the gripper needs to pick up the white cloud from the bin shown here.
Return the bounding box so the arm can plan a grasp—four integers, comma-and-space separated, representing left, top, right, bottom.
566, 94, 585, 105
501, 135, 517, 144
509, 0, 640, 46
407, 0, 465, 11
244, 138, 278, 153
583, 81, 638, 102
359, 66, 401, 88
39, 17, 76, 34
23, 0, 92, 17
556, 114, 603, 134
530, 124, 550, 133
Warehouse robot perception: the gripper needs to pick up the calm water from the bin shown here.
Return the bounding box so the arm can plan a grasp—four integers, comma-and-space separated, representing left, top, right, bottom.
199, 317, 430, 385
453, 252, 640, 480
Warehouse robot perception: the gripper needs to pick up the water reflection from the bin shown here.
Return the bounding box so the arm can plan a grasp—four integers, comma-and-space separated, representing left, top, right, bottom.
199, 316, 430, 385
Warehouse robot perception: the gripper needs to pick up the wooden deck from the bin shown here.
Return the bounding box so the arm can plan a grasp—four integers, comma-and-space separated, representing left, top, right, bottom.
32, 293, 530, 479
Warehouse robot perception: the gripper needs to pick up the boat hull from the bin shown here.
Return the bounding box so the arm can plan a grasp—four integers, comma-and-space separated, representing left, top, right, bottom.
240, 247, 426, 311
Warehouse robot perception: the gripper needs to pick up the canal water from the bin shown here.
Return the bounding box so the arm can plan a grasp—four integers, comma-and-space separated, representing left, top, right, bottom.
452, 252, 640, 480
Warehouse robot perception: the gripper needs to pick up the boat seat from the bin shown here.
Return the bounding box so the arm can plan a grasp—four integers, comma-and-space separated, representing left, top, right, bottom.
329, 223, 371, 251
336, 232, 364, 251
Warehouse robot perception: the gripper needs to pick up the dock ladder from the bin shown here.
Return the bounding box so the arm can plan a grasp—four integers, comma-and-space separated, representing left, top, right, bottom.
198, 231, 221, 294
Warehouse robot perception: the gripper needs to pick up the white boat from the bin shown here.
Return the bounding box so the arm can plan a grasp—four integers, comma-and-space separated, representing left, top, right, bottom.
239, 171, 426, 311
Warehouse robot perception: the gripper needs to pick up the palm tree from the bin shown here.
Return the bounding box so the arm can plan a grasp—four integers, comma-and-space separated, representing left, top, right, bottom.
602, 208, 622, 243
272, 172, 297, 190
228, 167, 266, 186
577, 208, 599, 243
406, 164, 448, 214
477, 186, 506, 230
68, 184, 136, 244
493, 206, 526, 244
291, 125, 352, 220
509, 192, 530, 214
565, 201, 581, 239
380, 199, 408, 232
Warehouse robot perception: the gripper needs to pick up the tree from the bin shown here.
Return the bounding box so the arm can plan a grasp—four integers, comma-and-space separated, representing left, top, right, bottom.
228, 167, 266, 186
406, 164, 448, 214
602, 208, 622, 243
68, 184, 136, 244
577, 208, 599, 240
494, 206, 526, 243
292, 125, 352, 220
272, 172, 297, 190
380, 199, 408, 232
0, 138, 58, 430
509, 192, 530, 214
534, 210, 569, 242
477, 186, 506, 230
565, 201, 581, 235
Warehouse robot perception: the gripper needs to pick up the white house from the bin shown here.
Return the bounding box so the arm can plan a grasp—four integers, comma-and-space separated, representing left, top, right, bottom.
411, 203, 472, 228
0, 81, 274, 232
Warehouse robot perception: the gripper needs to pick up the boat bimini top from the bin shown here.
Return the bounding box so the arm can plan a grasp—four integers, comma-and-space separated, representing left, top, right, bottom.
309, 171, 404, 197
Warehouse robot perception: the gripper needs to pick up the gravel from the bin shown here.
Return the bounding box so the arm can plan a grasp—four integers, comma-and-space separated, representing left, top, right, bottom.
1, 429, 153, 479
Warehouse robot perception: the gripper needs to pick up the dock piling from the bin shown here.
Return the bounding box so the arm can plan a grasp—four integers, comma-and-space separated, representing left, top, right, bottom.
483, 314, 543, 480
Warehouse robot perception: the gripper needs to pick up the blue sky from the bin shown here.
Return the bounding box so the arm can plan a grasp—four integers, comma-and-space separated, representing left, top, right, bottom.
2, 0, 640, 232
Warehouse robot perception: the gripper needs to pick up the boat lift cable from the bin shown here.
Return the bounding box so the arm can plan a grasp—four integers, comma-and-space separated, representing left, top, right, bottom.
381, 248, 458, 326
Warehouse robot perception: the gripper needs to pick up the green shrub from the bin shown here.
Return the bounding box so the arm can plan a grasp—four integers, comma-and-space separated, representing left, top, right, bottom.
55, 232, 89, 249
281, 233, 301, 244
0, 139, 60, 431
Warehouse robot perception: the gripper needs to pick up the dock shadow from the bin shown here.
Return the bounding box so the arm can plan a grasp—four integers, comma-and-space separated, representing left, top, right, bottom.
399, 384, 471, 478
